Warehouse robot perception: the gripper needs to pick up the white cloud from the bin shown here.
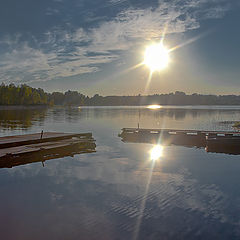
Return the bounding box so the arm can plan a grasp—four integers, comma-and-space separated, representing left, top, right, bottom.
0, 41, 119, 83
0, 0, 232, 84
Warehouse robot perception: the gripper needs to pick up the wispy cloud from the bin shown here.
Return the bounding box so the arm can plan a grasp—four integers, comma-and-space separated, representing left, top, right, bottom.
0, 0, 232, 84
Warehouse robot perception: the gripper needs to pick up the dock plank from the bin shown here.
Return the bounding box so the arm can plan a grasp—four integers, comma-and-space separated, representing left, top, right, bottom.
0, 132, 92, 149
122, 128, 240, 135
0, 138, 95, 158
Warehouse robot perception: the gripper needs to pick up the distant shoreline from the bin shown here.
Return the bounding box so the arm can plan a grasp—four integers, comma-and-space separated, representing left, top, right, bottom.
1, 84, 240, 106
77, 105, 240, 110
1, 104, 240, 109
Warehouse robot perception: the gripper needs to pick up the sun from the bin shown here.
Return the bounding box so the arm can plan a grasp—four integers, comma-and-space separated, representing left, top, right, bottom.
144, 43, 169, 72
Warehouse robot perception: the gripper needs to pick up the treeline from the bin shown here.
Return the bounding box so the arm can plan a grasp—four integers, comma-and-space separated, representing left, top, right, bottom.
0, 84, 87, 106
96, 92, 240, 106
0, 84, 48, 105
0, 84, 240, 106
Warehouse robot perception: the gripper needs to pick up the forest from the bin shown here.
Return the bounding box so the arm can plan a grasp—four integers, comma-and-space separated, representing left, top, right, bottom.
0, 83, 240, 106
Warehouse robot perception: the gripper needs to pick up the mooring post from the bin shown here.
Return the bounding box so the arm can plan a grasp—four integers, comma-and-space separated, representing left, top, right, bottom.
40, 130, 43, 139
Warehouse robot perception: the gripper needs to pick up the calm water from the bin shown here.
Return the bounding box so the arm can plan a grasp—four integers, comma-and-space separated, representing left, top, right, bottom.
1, 106, 240, 240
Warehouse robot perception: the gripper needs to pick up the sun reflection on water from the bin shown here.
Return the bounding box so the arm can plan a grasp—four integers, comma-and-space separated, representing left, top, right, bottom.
150, 145, 163, 161
147, 104, 162, 109
133, 144, 164, 240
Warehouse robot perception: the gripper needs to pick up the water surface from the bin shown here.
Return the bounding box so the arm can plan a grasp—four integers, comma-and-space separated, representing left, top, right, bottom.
1, 106, 240, 240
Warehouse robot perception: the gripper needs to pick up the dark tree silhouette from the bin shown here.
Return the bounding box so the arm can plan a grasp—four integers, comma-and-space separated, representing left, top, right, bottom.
0, 84, 240, 106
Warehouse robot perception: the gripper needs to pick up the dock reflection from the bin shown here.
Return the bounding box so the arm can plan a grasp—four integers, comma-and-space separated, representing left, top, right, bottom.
119, 128, 240, 155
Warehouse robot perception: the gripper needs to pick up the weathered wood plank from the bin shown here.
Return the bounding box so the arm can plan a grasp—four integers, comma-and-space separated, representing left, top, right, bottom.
0, 138, 96, 168
0, 138, 95, 158
121, 128, 240, 136
0, 132, 93, 149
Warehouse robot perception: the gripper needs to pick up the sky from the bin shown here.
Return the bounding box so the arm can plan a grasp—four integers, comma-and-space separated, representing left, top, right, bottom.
0, 0, 239, 96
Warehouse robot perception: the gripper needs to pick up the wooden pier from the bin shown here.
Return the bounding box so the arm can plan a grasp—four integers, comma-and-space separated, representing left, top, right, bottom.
0, 132, 96, 168
0, 132, 92, 149
121, 128, 240, 136
119, 128, 240, 155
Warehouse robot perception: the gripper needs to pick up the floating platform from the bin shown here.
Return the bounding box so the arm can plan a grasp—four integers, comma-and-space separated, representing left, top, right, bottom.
0, 132, 96, 168
0, 132, 92, 149
119, 128, 240, 155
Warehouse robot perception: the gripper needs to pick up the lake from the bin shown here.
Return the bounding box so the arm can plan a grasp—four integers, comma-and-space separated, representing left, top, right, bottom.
1, 106, 240, 240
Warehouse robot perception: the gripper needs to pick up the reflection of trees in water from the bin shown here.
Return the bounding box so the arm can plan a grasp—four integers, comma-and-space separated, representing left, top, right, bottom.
49, 107, 85, 123
1, 107, 238, 129
65, 107, 83, 123
152, 110, 187, 120
0, 108, 47, 129
153, 109, 221, 120
58, 108, 239, 122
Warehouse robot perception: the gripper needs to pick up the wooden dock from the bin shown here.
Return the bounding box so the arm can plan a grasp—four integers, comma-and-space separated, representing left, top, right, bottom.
119, 128, 240, 155
0, 132, 96, 168
0, 132, 92, 149
121, 128, 240, 136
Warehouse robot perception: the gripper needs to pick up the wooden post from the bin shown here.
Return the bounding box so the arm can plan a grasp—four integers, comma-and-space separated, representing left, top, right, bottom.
40, 130, 43, 139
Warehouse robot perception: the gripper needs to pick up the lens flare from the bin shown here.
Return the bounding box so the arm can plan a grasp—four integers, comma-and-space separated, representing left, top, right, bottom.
150, 145, 163, 161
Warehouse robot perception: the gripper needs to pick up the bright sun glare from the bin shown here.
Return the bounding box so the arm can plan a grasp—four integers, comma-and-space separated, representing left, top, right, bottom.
147, 105, 162, 109
144, 43, 169, 72
150, 145, 163, 161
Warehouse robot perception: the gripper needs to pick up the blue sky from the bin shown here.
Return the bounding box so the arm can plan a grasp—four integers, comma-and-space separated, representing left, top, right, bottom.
0, 0, 239, 95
